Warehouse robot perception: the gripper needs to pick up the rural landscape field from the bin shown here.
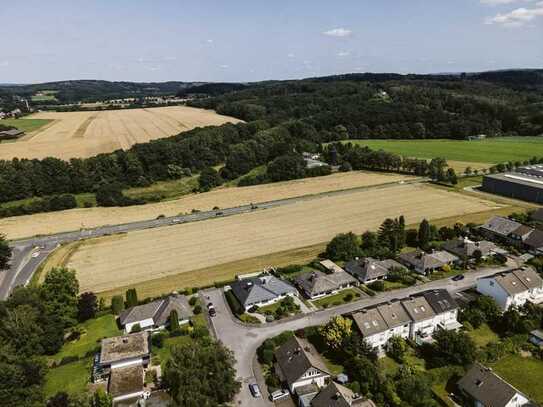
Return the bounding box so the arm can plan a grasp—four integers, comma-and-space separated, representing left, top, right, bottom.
0, 106, 241, 160
343, 137, 543, 168
51, 183, 501, 295
0, 171, 411, 240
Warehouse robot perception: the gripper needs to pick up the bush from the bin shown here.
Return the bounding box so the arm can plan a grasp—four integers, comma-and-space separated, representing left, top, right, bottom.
276, 264, 303, 275
130, 324, 142, 333
188, 297, 198, 306
343, 293, 354, 302
368, 280, 385, 292
225, 290, 244, 315
151, 333, 166, 349
58, 355, 79, 366
193, 305, 202, 314
111, 295, 125, 314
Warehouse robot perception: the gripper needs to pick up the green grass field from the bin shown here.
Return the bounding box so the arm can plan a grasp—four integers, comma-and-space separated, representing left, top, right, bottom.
340, 137, 543, 164
491, 355, 543, 404
50, 314, 121, 362
45, 357, 92, 397
1, 118, 53, 133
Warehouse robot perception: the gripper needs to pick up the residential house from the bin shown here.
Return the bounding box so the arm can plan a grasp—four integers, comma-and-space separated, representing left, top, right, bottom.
479, 216, 522, 243
295, 269, 358, 299
399, 249, 459, 275
457, 363, 530, 407
352, 308, 390, 354
310, 382, 377, 407
443, 237, 501, 262
118, 294, 193, 334
345, 257, 406, 283
320, 259, 345, 274
476, 267, 543, 310
274, 336, 331, 394
230, 274, 298, 311
523, 229, 543, 255
376, 301, 412, 341
97, 332, 151, 403
401, 296, 438, 344
529, 329, 543, 349
423, 289, 462, 331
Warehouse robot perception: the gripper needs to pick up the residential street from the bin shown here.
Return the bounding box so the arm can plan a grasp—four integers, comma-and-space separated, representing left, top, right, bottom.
203, 264, 513, 407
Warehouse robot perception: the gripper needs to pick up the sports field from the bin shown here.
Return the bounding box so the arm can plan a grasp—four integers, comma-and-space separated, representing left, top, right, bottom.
0, 171, 411, 240
0, 106, 241, 160
62, 183, 501, 294
342, 137, 543, 164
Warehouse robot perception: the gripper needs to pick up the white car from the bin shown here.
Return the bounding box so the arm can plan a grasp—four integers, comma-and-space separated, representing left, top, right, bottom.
269, 389, 289, 401
249, 383, 261, 398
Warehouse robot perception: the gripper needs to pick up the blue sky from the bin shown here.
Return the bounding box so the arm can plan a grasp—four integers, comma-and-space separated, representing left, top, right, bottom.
0, 0, 542, 83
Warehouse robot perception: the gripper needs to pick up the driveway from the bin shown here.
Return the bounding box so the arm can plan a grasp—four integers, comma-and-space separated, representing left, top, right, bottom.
205, 265, 513, 407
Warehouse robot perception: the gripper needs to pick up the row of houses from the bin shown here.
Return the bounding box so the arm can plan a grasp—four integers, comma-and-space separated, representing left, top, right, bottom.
352, 289, 461, 353
480, 216, 543, 255
0, 108, 22, 119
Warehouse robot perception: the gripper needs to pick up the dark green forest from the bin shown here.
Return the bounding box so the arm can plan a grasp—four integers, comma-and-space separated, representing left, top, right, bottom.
1, 70, 542, 206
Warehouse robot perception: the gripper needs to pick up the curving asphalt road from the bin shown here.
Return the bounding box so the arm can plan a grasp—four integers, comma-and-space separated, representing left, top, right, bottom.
0, 178, 424, 300
202, 263, 515, 407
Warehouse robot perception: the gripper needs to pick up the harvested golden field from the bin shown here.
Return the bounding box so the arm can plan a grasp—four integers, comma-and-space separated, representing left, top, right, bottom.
1, 171, 411, 240
0, 106, 241, 160
64, 183, 502, 294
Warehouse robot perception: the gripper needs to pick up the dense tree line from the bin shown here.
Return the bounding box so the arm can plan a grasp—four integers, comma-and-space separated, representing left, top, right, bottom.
189, 72, 543, 139
0, 268, 82, 406
0, 194, 77, 218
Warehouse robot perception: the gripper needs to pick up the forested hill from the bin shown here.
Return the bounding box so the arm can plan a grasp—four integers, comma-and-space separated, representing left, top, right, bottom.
188, 70, 543, 139
0, 80, 204, 103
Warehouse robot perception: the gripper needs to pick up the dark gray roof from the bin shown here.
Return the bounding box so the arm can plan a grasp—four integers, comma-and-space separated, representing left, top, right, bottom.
275, 336, 329, 386
458, 363, 525, 407
230, 275, 296, 308
311, 382, 377, 407
353, 308, 389, 337
0, 129, 24, 137
295, 270, 357, 297
118, 295, 192, 327
402, 296, 436, 322
442, 238, 498, 258
345, 258, 404, 282
531, 208, 543, 222
524, 229, 543, 250
423, 289, 458, 314
376, 301, 411, 328
481, 216, 522, 237
399, 250, 457, 271
512, 267, 543, 290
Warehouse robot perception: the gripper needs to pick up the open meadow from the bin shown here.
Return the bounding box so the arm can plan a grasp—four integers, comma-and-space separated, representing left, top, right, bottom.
341, 137, 543, 169
59, 183, 502, 295
0, 171, 412, 240
0, 106, 241, 160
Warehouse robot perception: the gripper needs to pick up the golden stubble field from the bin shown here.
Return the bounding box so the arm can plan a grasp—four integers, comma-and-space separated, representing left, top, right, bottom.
64, 183, 502, 293
1, 171, 412, 240
0, 106, 241, 160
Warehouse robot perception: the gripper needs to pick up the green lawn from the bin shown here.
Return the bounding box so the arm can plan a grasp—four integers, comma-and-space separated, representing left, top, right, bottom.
429, 268, 464, 281
123, 176, 199, 202
50, 314, 121, 362
339, 137, 543, 164
1, 118, 53, 133
491, 355, 543, 404
45, 357, 92, 397
312, 288, 361, 308
465, 323, 499, 348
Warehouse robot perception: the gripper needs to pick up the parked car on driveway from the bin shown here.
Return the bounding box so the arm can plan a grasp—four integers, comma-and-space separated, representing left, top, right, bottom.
269, 389, 289, 401
249, 383, 261, 398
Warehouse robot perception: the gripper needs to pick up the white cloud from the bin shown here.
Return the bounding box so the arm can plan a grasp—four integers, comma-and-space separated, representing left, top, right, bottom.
206, 39, 214, 44
337, 51, 351, 57
481, 0, 528, 5
322, 28, 352, 37
485, 4, 543, 26
287, 53, 295, 58
0, 61, 8, 67
219, 64, 229, 69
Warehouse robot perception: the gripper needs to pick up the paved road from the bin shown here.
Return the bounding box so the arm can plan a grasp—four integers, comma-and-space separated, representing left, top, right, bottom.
0, 178, 423, 300
204, 264, 513, 407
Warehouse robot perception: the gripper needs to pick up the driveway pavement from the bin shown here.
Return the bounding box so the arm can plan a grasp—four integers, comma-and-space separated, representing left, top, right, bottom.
205, 265, 513, 407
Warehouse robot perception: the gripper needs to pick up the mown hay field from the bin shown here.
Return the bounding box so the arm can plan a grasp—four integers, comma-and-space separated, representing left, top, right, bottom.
1, 171, 412, 240
64, 183, 502, 294
0, 106, 241, 160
